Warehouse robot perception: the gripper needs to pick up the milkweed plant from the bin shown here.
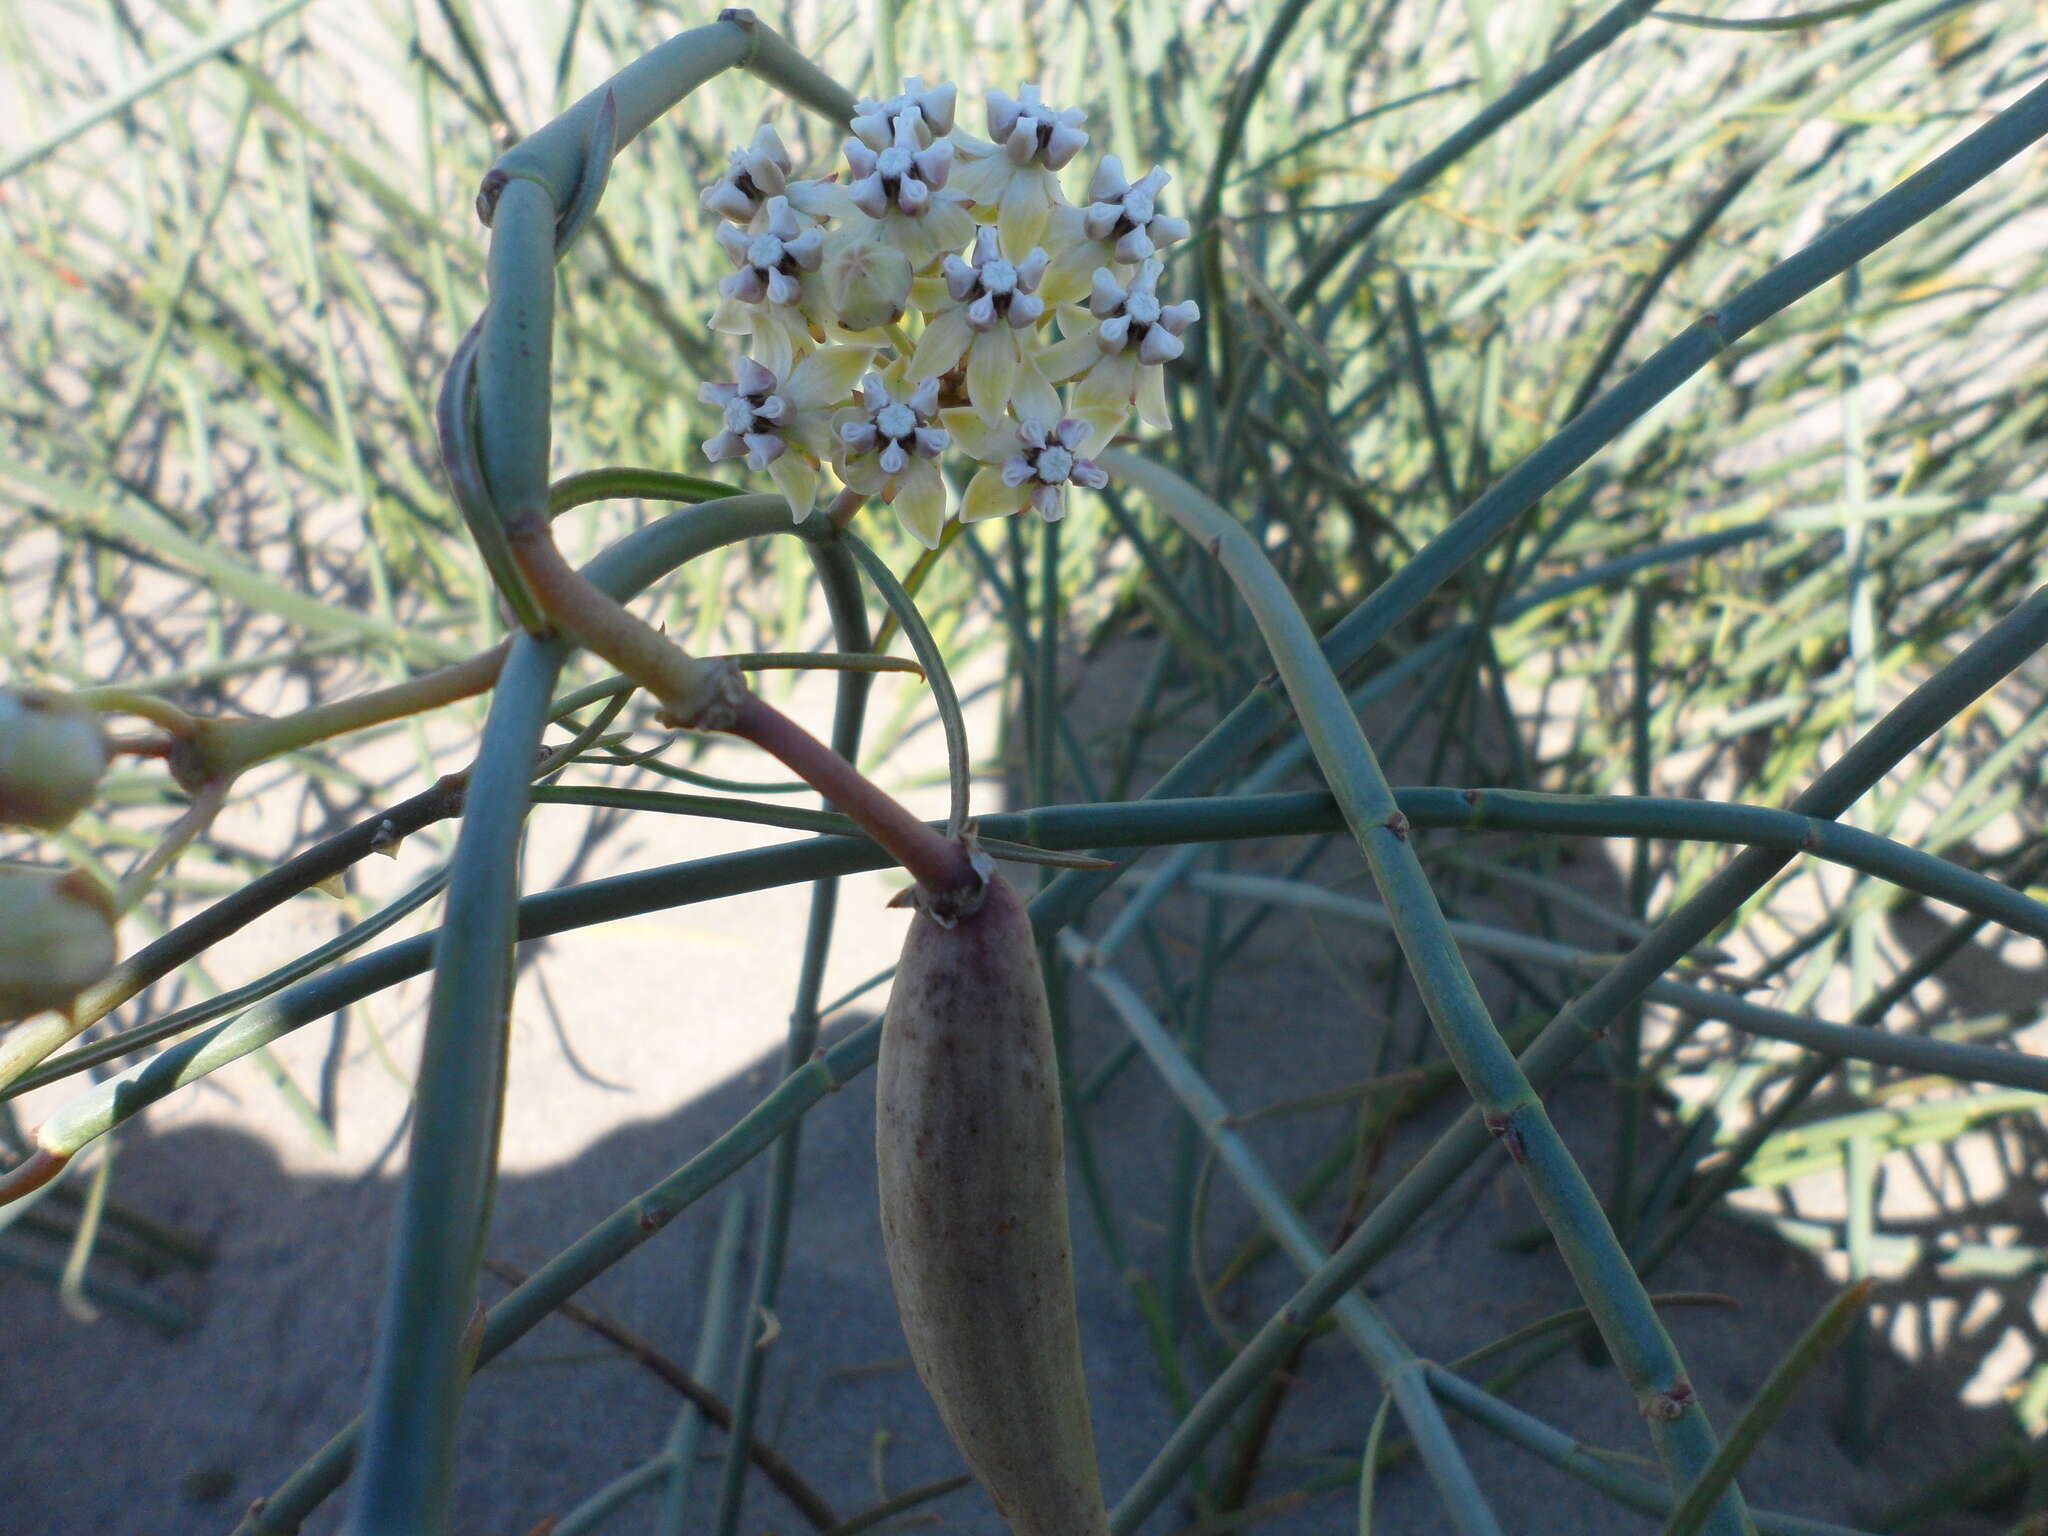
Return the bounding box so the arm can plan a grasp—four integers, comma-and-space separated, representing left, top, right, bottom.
5, 6, 2048, 1536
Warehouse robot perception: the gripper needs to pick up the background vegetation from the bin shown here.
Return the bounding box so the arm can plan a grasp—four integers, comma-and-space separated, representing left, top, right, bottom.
3, 0, 2047, 1531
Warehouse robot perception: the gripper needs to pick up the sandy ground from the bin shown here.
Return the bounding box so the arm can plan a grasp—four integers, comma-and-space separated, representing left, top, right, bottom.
0, 632, 2027, 1536
2, 12, 2042, 1528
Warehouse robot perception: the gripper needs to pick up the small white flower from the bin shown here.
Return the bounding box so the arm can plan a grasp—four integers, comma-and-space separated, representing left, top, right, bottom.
833, 110, 974, 267
1072, 259, 1199, 430
846, 109, 957, 218
700, 124, 794, 224
950, 83, 1086, 252
1083, 159, 1190, 262
850, 77, 958, 150
700, 123, 850, 240
701, 348, 874, 520
986, 84, 1089, 170
1088, 260, 1200, 364
715, 196, 824, 307
909, 226, 1061, 425
708, 195, 834, 379
1043, 156, 1192, 302
945, 410, 1120, 525
835, 369, 951, 547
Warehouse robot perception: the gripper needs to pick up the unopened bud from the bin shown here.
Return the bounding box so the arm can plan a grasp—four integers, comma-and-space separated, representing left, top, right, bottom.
822, 232, 914, 331
0, 865, 116, 1024
0, 689, 108, 831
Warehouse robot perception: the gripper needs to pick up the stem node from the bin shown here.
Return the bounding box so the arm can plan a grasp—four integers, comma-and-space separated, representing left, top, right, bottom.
1642, 1380, 1698, 1421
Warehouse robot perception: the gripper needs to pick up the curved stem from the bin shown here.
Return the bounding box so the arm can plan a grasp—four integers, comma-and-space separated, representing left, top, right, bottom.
548, 465, 739, 518
839, 532, 970, 840
17, 778, 2048, 1167
725, 694, 977, 895
509, 503, 976, 896
1108, 585, 2048, 1534
506, 508, 738, 727
343, 638, 561, 1535
1116, 450, 1743, 1529
72, 688, 200, 734
1074, 938, 1505, 1536
198, 644, 509, 776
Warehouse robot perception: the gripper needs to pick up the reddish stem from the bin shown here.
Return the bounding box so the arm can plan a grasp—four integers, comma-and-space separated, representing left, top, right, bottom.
727, 693, 979, 896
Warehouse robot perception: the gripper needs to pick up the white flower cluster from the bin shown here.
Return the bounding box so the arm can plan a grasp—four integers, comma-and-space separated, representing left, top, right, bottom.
696, 79, 1199, 547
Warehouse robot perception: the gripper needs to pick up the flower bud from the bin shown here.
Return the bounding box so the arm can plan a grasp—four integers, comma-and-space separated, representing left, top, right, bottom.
0, 689, 108, 830
822, 231, 914, 331
0, 864, 116, 1024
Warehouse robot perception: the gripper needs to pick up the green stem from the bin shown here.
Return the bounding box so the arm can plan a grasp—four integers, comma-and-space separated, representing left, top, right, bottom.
344, 634, 559, 1534
1660, 1284, 1873, 1536
1073, 942, 1505, 1536
657, 1191, 751, 1534
1109, 582, 2048, 1534
838, 533, 971, 840
1115, 451, 1742, 1529
236, 1024, 885, 1536
197, 645, 508, 774
18, 768, 2048, 1174
1425, 1368, 1872, 1536
711, 535, 873, 1536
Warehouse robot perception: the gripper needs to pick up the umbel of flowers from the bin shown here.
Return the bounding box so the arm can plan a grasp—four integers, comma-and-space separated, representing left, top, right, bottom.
697, 79, 1198, 548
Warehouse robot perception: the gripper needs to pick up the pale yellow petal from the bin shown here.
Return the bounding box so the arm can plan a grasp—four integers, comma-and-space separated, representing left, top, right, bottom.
1073, 351, 1138, 416
786, 416, 834, 458
961, 464, 1027, 524
789, 180, 860, 221
949, 154, 1008, 208
787, 345, 874, 410
710, 295, 753, 336
909, 308, 972, 379
749, 318, 796, 381
940, 406, 1016, 463
996, 171, 1050, 254
1037, 331, 1099, 384
1072, 406, 1127, 458
924, 200, 977, 258
1039, 232, 1106, 307
967, 331, 1022, 424
892, 459, 947, 548
838, 456, 889, 496
1136, 361, 1172, 431
767, 455, 820, 522
1009, 357, 1061, 428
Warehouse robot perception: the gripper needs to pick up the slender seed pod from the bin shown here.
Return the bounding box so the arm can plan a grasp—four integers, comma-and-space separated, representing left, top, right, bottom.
875, 869, 1109, 1536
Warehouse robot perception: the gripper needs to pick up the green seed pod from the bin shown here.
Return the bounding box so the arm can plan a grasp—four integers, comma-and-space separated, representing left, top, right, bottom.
0, 863, 117, 1025
875, 871, 1109, 1536
0, 688, 108, 831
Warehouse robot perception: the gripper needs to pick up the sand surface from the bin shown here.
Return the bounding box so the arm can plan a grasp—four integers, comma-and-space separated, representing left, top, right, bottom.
0, 638, 2021, 1536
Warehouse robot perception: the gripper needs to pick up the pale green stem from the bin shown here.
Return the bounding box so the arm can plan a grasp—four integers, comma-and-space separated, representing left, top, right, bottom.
1111, 448, 1746, 1532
